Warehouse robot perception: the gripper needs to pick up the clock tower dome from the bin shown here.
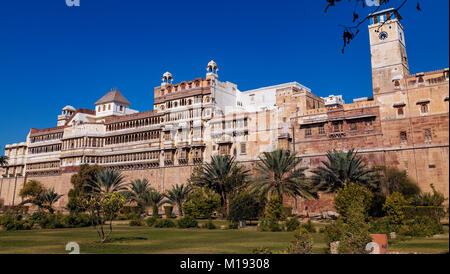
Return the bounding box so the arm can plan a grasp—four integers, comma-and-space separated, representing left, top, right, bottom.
368, 8, 410, 95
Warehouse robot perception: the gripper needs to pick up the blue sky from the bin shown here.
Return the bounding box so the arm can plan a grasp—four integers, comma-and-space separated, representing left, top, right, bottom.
0, 0, 448, 148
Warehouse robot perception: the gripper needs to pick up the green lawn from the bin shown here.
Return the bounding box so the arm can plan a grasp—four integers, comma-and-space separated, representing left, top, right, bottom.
0, 222, 447, 254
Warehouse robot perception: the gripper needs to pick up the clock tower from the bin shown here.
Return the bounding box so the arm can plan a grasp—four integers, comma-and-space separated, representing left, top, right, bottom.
368, 8, 410, 95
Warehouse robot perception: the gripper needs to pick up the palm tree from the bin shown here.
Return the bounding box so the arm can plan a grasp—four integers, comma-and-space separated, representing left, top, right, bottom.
127, 178, 155, 212
311, 149, 378, 193
40, 188, 63, 214
164, 184, 192, 216
189, 155, 249, 217
145, 190, 165, 217
248, 149, 318, 204
88, 169, 128, 194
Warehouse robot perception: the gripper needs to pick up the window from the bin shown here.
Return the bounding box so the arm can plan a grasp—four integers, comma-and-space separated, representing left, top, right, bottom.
305, 128, 312, 138
103, 105, 106, 111
424, 129, 432, 143
318, 125, 325, 135
332, 121, 342, 132
120, 105, 124, 111
349, 122, 357, 131
418, 76, 424, 83
397, 107, 404, 116
400, 131, 407, 144
420, 104, 429, 113
108, 104, 111, 110
98, 106, 101, 112
240, 143, 247, 154
283, 117, 287, 123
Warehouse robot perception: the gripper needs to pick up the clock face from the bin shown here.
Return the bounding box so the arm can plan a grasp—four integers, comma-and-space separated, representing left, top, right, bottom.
379, 31, 388, 40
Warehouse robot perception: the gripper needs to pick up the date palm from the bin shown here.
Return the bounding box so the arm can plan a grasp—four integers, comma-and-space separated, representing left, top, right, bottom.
164, 184, 192, 216
144, 190, 165, 217
40, 188, 63, 214
311, 149, 378, 193
249, 149, 318, 204
189, 155, 249, 217
127, 178, 155, 212
88, 169, 128, 194
0, 155, 8, 167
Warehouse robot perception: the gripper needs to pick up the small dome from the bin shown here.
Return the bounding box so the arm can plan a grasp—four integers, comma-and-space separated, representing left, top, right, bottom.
63, 105, 76, 111
207, 60, 218, 72
162, 71, 173, 81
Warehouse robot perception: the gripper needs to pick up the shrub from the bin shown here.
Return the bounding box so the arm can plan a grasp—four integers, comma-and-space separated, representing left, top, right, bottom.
335, 183, 372, 222
259, 217, 282, 232
145, 216, 158, 227
383, 192, 410, 225
323, 222, 342, 244
301, 220, 316, 233
29, 211, 47, 223
154, 218, 176, 228
126, 212, 140, 220
286, 227, 313, 254
0, 214, 33, 231
177, 216, 198, 228
37, 213, 65, 229
182, 188, 220, 219
264, 196, 285, 221
251, 247, 273, 254
282, 207, 293, 218
398, 216, 444, 237
369, 218, 399, 235
164, 205, 174, 219
228, 222, 239, 229
62, 213, 91, 228
129, 218, 145, 226
285, 218, 300, 232
204, 219, 216, 230
228, 192, 264, 223
121, 205, 142, 216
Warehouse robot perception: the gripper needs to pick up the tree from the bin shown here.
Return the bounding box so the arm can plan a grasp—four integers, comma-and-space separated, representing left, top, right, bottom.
40, 188, 63, 214
376, 166, 420, 198
19, 180, 44, 199
182, 187, 221, 219
67, 164, 103, 213
83, 192, 125, 243
228, 192, 265, 223
88, 169, 128, 194
311, 149, 378, 193
323, 0, 421, 53
0, 156, 8, 167
412, 184, 447, 207
189, 155, 249, 217
18, 181, 62, 213
164, 184, 192, 216
145, 190, 165, 217
249, 149, 318, 204
127, 178, 155, 213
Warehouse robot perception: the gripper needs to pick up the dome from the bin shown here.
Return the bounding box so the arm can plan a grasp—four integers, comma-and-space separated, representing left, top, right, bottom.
207, 60, 218, 72
63, 105, 76, 112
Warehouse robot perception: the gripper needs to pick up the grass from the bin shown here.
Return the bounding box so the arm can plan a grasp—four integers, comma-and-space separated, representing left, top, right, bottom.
0, 220, 447, 254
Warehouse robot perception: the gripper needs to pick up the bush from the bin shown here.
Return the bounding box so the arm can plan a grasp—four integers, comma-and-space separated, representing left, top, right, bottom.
398, 216, 444, 237
335, 184, 372, 222
383, 192, 410, 225
323, 222, 342, 244
301, 220, 316, 233
251, 247, 273, 254
154, 218, 176, 228
286, 227, 313, 254
203, 219, 216, 230
369, 218, 399, 235
29, 211, 47, 223
145, 216, 158, 227
228, 192, 264, 223
129, 218, 145, 226
126, 212, 140, 221
228, 222, 239, 229
264, 196, 285, 221
0, 214, 33, 231
37, 213, 65, 229
182, 188, 220, 219
164, 205, 174, 219
177, 216, 198, 228
259, 217, 282, 232
62, 213, 91, 228
285, 218, 300, 232
121, 205, 142, 215
282, 207, 293, 218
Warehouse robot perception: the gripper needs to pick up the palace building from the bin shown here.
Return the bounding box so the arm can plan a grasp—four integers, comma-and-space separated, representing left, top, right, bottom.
1, 9, 448, 214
